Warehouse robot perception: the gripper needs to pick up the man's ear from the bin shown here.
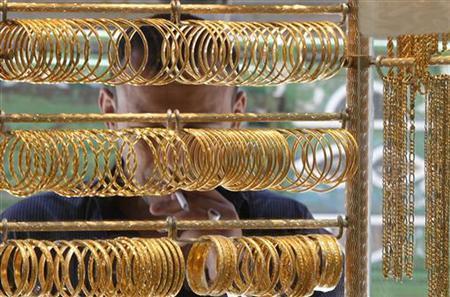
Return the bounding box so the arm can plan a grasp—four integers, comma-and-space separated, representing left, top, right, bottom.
98, 87, 117, 129
231, 90, 247, 129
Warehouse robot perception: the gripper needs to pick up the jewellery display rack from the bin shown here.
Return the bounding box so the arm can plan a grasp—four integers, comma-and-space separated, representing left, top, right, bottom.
1, 0, 447, 296
0, 1, 364, 296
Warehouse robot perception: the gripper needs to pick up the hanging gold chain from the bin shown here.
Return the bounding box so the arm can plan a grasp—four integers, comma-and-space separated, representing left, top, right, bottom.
382, 74, 394, 278
406, 80, 416, 278
381, 33, 446, 284
425, 74, 450, 297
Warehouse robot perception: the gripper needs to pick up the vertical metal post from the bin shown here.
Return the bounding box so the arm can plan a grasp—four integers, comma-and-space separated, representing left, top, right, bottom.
345, 0, 370, 296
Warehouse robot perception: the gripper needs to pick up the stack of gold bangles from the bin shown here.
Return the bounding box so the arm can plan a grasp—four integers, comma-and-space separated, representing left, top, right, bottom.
0, 127, 357, 197
0, 235, 342, 297
0, 18, 346, 85
188, 234, 343, 296
0, 237, 185, 296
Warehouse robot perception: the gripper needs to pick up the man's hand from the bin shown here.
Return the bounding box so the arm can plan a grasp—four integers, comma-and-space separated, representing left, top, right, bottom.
148, 190, 242, 239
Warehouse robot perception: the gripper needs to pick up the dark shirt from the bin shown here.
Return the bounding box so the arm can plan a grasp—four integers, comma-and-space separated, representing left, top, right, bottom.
1, 188, 344, 297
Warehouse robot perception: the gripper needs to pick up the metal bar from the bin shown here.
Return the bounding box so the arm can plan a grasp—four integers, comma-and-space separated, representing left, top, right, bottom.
375, 55, 450, 67
1, 218, 346, 233
0, 112, 346, 124
345, 0, 370, 296
6, 3, 344, 15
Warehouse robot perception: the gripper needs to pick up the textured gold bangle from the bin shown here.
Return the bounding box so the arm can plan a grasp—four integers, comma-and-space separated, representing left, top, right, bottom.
115, 238, 142, 296
309, 234, 343, 291
160, 238, 185, 297
295, 235, 319, 296
282, 236, 310, 296
229, 237, 253, 295
215, 236, 237, 296
32, 239, 54, 295
150, 238, 170, 297
253, 236, 280, 295
186, 238, 210, 295
102, 239, 124, 296
207, 236, 233, 296
132, 238, 154, 296
0, 243, 16, 296
275, 236, 296, 295
186, 235, 237, 296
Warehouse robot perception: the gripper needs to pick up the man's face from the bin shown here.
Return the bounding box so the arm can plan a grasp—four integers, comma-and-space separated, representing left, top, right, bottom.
114, 84, 240, 129
98, 83, 246, 196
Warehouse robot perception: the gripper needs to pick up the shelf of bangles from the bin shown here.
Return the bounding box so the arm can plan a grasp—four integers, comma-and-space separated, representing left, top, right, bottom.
0, 0, 348, 86
0, 110, 357, 197
0, 216, 346, 297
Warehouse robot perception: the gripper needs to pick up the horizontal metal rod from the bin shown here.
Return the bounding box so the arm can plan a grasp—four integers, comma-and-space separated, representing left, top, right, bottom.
1, 218, 346, 233
374, 55, 450, 67
0, 112, 346, 124
5, 3, 345, 15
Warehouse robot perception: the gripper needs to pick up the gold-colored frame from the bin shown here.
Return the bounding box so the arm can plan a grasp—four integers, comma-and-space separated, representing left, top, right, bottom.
345, 1, 370, 296
3, 2, 346, 15
0, 217, 346, 233
0, 112, 347, 124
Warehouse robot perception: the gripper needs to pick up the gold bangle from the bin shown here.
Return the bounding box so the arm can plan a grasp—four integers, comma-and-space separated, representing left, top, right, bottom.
33, 240, 55, 295
101, 239, 124, 296
1, 242, 16, 296
187, 235, 237, 296
309, 234, 343, 291
149, 238, 169, 296
275, 236, 296, 295
295, 235, 320, 295
21, 240, 39, 296
166, 238, 186, 296
252, 236, 280, 295
116, 237, 143, 296
186, 237, 210, 295
157, 237, 177, 296
281, 236, 308, 296
229, 237, 257, 295
10, 240, 31, 296
159, 238, 185, 297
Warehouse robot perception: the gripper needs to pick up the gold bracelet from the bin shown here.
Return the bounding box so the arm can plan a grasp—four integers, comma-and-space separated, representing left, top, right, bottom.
32, 240, 54, 295
187, 235, 237, 296
253, 236, 280, 296
309, 234, 343, 291
295, 235, 320, 296
186, 237, 210, 295
159, 238, 185, 297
